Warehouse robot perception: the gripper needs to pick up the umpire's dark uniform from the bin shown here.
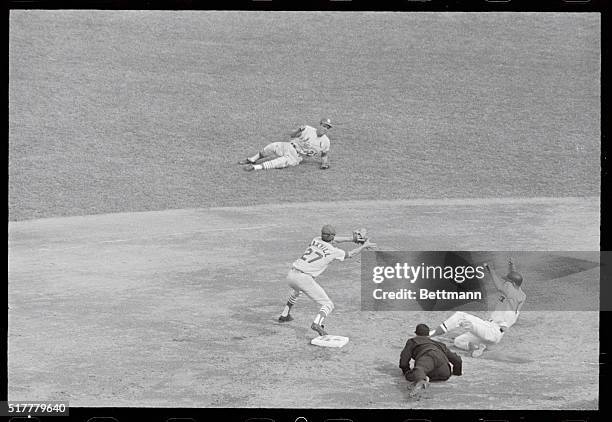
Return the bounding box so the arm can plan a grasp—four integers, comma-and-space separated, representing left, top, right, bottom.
399, 324, 463, 383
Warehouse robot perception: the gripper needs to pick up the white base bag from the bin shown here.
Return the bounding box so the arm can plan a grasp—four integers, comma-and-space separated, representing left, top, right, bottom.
310, 335, 349, 348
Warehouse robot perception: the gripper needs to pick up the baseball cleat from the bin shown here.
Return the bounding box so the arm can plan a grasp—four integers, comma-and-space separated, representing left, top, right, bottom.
311, 322, 328, 336
238, 158, 252, 165
243, 164, 255, 171
278, 315, 293, 322
471, 344, 486, 358
408, 376, 430, 397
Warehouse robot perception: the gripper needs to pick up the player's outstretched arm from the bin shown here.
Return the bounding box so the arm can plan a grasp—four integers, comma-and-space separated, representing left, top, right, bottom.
484, 262, 506, 292
289, 126, 305, 138
332, 235, 355, 244
346, 239, 376, 259
508, 258, 516, 273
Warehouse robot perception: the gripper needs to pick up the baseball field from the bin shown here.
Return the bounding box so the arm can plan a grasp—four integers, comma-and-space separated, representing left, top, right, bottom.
8, 11, 600, 410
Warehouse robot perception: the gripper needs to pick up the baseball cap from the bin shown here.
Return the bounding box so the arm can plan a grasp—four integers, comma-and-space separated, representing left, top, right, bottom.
320, 118, 333, 128
415, 324, 430, 336
321, 224, 336, 236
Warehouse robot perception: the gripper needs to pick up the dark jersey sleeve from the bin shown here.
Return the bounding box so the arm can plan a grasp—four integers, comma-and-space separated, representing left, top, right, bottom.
399, 339, 415, 373
436, 341, 463, 376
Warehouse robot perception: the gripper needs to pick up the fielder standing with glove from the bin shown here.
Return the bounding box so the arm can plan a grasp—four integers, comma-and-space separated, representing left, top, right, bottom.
238, 118, 333, 171
278, 226, 374, 336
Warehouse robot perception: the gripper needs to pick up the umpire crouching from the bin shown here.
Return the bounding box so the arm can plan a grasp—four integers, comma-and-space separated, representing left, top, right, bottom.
400, 324, 462, 394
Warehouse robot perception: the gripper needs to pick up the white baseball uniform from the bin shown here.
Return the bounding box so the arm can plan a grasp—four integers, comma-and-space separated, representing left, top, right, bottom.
290, 125, 331, 158
285, 237, 347, 318
444, 281, 526, 350
258, 125, 331, 170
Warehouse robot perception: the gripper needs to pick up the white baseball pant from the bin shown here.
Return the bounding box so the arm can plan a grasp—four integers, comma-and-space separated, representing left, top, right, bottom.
286, 268, 334, 317
441, 311, 504, 350
261, 142, 302, 169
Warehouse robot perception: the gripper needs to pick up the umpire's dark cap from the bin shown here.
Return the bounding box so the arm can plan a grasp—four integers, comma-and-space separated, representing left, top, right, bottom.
415, 324, 430, 336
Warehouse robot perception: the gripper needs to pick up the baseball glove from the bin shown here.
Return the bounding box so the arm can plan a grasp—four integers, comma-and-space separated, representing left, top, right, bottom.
352, 228, 368, 244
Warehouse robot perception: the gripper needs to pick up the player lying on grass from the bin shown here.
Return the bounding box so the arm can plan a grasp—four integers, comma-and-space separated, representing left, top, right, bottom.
278, 226, 374, 336
428, 259, 526, 357
400, 323, 463, 397
238, 118, 333, 171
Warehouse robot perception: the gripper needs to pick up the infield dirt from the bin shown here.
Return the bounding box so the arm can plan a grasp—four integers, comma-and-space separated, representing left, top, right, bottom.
8, 197, 599, 409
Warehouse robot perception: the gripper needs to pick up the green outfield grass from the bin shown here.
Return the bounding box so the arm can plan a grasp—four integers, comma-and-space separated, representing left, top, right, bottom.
9, 11, 600, 221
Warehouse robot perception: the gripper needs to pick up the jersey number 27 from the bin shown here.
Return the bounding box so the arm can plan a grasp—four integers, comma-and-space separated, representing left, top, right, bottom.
300, 247, 323, 263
